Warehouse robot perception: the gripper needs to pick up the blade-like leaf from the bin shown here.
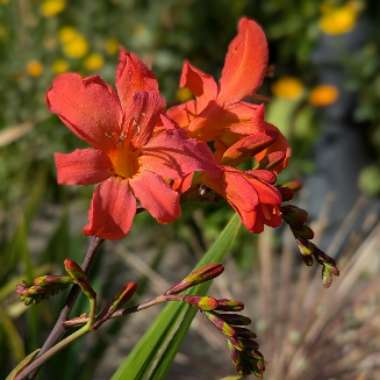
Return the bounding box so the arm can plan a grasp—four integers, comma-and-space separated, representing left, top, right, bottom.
111, 215, 241, 380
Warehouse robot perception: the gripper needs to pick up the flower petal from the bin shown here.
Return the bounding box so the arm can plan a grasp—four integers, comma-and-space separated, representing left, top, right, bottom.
186, 101, 266, 142
125, 91, 165, 148
248, 169, 277, 184
140, 115, 218, 180
167, 100, 196, 131
83, 177, 136, 240
221, 133, 275, 164
46, 73, 122, 150
130, 170, 180, 223
222, 102, 267, 135
218, 18, 268, 104
204, 168, 259, 230
55, 148, 113, 185
179, 60, 218, 112
116, 49, 159, 112
255, 124, 291, 174
203, 167, 281, 232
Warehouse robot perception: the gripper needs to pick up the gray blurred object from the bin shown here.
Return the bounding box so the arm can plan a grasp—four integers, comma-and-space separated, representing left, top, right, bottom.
305, 17, 379, 251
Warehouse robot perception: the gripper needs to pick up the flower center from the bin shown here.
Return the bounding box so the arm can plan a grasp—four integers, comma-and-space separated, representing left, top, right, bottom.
107, 142, 140, 179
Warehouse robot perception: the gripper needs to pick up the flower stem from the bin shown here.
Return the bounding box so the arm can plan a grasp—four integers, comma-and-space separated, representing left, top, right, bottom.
15, 236, 103, 380
15, 325, 90, 380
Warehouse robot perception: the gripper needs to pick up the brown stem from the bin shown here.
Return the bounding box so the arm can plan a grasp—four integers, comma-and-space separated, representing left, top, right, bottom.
64, 294, 182, 328
17, 236, 103, 380
13, 293, 182, 379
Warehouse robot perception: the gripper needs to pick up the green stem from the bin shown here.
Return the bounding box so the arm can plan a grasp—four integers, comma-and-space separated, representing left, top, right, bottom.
14, 325, 89, 380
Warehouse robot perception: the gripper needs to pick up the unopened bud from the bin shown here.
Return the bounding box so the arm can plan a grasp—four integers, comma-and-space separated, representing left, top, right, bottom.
64, 258, 96, 299
239, 338, 259, 350
108, 282, 138, 315
220, 313, 251, 326
234, 327, 257, 339
293, 225, 314, 240
296, 240, 314, 266
216, 299, 244, 312
165, 263, 224, 295
322, 262, 340, 288
281, 205, 309, 226
33, 275, 71, 287
183, 295, 218, 311
204, 311, 245, 351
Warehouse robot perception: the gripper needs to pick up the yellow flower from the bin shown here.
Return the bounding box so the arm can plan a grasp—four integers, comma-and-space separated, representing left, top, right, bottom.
271, 77, 304, 100
59, 26, 78, 44
176, 87, 193, 102
26, 60, 44, 77
52, 59, 69, 73
319, 1, 361, 35
0, 0, 9, 4
104, 37, 119, 55
40, 0, 66, 18
84, 53, 105, 71
62, 35, 89, 59
309, 85, 339, 107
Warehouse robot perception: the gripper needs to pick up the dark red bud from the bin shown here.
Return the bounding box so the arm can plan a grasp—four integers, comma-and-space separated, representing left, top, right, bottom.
165, 263, 224, 295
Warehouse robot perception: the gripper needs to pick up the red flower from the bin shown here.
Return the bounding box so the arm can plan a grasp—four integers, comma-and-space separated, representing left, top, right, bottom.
167, 17, 290, 174
204, 167, 282, 233
166, 17, 285, 232
47, 49, 215, 240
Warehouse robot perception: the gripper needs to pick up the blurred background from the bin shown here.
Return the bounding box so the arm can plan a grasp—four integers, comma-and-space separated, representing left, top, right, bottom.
1, 0, 380, 379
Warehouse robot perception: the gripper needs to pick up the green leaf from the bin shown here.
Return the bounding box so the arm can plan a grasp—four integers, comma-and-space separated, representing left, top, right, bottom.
111, 215, 241, 380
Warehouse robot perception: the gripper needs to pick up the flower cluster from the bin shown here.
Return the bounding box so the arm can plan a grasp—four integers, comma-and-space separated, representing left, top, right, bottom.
165, 264, 264, 377
16, 275, 72, 305
48, 17, 292, 240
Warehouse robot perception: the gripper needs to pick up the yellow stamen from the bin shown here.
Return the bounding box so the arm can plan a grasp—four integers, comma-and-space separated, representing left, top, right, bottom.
107, 143, 140, 179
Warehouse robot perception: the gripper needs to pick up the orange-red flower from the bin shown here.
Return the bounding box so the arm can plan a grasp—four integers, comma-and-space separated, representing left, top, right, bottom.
204, 167, 282, 233
167, 17, 285, 232
167, 17, 290, 174
47, 49, 215, 240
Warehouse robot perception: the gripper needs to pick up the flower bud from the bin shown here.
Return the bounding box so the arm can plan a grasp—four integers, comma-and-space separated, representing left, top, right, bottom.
292, 224, 314, 240
322, 262, 340, 288
216, 299, 244, 312
239, 338, 259, 350
108, 282, 138, 314
281, 205, 309, 227
64, 258, 96, 299
220, 313, 251, 326
234, 327, 257, 339
33, 274, 71, 287
296, 239, 314, 266
204, 311, 236, 338
165, 263, 224, 295
183, 295, 218, 311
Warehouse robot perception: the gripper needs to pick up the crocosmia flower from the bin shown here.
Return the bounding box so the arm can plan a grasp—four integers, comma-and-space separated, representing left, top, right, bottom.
167, 17, 285, 233
47, 49, 215, 239
168, 17, 290, 174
